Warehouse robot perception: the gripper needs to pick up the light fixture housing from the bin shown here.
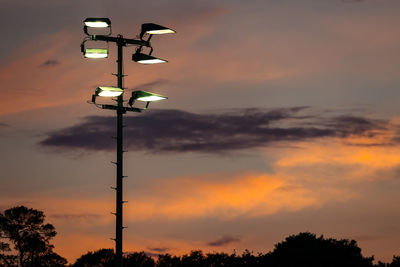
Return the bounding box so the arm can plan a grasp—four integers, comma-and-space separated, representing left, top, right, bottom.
84, 48, 109, 58
84, 18, 111, 28
142, 23, 175, 35
96, 86, 124, 97
132, 52, 167, 64
132, 90, 167, 102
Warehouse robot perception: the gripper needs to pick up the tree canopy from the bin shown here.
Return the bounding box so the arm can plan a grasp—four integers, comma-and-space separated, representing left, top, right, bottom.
264, 232, 374, 267
0, 206, 67, 267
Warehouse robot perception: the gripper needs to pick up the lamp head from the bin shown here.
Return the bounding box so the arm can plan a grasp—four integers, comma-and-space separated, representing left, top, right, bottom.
132, 90, 167, 102
84, 48, 108, 58
132, 52, 167, 64
140, 23, 175, 39
84, 18, 111, 28
95, 86, 123, 97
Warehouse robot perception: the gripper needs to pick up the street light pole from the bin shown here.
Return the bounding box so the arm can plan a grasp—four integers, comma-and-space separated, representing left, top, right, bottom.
116, 36, 124, 267
81, 19, 174, 267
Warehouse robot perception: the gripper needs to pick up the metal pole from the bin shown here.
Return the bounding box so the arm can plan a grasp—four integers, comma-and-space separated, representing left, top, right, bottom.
116, 35, 124, 267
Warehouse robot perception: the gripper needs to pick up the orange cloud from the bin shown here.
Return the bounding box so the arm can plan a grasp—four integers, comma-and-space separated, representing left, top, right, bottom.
123, 172, 348, 221
275, 129, 400, 180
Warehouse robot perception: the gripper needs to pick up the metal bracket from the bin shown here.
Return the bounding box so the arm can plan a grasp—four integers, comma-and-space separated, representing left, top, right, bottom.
101, 104, 142, 113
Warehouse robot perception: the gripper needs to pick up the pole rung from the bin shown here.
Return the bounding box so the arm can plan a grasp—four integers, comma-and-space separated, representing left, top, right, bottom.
111, 212, 116, 215
112, 73, 127, 77
111, 161, 117, 165
110, 186, 116, 190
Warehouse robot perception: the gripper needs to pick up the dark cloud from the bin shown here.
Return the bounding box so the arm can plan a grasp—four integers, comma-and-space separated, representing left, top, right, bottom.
206, 235, 241, 247
40, 59, 60, 67
318, 115, 386, 138
148, 247, 169, 253
39, 108, 390, 154
0, 122, 10, 127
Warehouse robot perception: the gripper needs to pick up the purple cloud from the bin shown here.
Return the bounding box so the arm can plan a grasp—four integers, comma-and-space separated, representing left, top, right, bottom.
39, 108, 388, 154
206, 235, 241, 247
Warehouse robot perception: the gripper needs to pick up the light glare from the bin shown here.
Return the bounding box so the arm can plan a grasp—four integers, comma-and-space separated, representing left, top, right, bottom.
136, 95, 166, 101
97, 87, 123, 97
137, 59, 167, 64
147, 29, 176, 35
84, 48, 108, 58
84, 21, 110, 28
132, 90, 167, 102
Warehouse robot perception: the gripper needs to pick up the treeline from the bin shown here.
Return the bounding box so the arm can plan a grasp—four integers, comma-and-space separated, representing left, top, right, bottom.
1, 206, 399, 267
72, 247, 400, 267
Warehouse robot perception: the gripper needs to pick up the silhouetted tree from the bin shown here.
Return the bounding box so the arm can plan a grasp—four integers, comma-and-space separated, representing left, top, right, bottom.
124, 251, 155, 267
0, 206, 67, 267
237, 249, 263, 266
156, 253, 181, 267
388, 256, 400, 267
72, 233, 398, 267
264, 232, 374, 267
0, 240, 17, 266
71, 248, 114, 267
180, 250, 206, 267
204, 252, 237, 266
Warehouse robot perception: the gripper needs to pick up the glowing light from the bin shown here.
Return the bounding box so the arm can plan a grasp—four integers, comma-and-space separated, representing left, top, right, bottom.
142, 23, 176, 35
132, 91, 167, 102
147, 29, 175, 35
83, 18, 111, 28
132, 53, 167, 64
84, 48, 108, 58
96, 87, 123, 97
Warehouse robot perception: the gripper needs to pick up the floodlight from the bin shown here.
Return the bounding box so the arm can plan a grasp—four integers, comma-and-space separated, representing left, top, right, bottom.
96, 86, 123, 97
132, 91, 167, 102
141, 23, 175, 38
84, 18, 111, 28
132, 52, 167, 64
84, 48, 108, 58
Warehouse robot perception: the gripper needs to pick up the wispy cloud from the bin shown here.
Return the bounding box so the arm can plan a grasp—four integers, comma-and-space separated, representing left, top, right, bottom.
148, 247, 169, 253
40, 59, 60, 67
206, 235, 240, 247
39, 108, 390, 154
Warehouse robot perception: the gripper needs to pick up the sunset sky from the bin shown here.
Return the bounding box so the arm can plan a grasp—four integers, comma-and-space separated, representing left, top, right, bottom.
1, 0, 400, 264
